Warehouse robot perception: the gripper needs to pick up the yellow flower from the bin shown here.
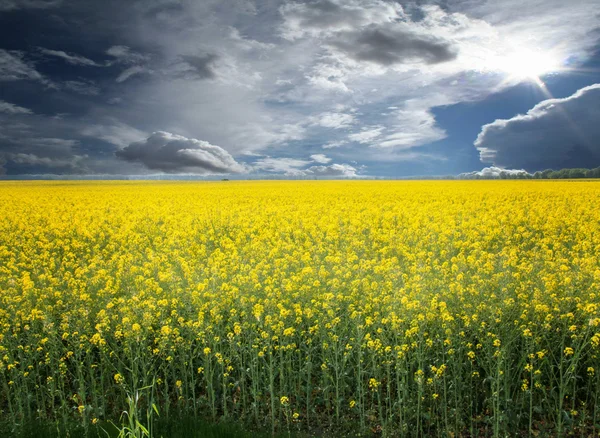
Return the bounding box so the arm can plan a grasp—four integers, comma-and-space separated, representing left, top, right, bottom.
3, 180, 600, 433
369, 378, 381, 392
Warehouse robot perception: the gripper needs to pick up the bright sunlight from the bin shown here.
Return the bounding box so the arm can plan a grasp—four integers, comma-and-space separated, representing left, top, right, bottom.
494, 48, 562, 82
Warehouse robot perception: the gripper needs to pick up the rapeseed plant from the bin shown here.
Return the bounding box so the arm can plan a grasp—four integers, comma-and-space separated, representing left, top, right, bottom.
0, 180, 599, 436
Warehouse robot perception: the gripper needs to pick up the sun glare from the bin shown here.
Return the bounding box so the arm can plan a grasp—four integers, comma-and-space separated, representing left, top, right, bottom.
484, 47, 562, 86
494, 48, 561, 83
503, 49, 559, 79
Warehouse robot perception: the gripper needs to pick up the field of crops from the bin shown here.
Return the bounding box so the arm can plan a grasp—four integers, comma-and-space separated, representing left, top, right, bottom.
1, 181, 600, 437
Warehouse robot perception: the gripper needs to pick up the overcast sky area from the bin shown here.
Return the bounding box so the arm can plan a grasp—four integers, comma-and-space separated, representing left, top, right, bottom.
0, 0, 599, 178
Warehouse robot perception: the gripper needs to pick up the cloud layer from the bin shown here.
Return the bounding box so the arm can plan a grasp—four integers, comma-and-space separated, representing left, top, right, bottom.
0, 0, 599, 176
475, 84, 600, 170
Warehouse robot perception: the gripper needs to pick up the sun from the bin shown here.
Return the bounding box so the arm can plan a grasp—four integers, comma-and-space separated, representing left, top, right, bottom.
491, 48, 562, 83
500, 49, 560, 79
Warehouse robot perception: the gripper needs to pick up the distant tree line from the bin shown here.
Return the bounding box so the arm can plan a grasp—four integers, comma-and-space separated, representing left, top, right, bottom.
532, 167, 600, 179
459, 166, 600, 180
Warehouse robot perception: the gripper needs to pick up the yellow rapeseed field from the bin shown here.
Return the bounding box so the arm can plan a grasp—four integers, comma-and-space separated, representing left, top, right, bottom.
1, 181, 600, 436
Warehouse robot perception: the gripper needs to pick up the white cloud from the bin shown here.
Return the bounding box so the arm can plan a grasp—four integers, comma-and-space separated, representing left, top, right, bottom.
116, 131, 246, 174
253, 157, 311, 174
63, 80, 101, 95
116, 66, 149, 83
279, 0, 404, 40
313, 111, 355, 129
106, 45, 150, 64
459, 166, 530, 178
0, 100, 32, 115
105, 45, 153, 82
39, 48, 102, 67
306, 164, 357, 178
374, 107, 446, 148
310, 153, 331, 164
2, 50, 101, 93
307, 71, 351, 93
348, 126, 384, 144
252, 155, 359, 177
475, 84, 600, 170
302, 163, 359, 177
322, 140, 347, 149
106, 45, 131, 58
81, 122, 147, 148
0, 49, 44, 82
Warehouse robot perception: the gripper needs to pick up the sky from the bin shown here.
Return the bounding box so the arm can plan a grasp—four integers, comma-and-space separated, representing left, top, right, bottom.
0, 0, 599, 178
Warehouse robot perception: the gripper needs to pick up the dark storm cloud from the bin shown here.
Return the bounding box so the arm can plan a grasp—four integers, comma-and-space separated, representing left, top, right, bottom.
0, 120, 88, 174
475, 84, 600, 171
178, 54, 219, 79
330, 26, 457, 66
7, 152, 86, 169
115, 131, 246, 174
